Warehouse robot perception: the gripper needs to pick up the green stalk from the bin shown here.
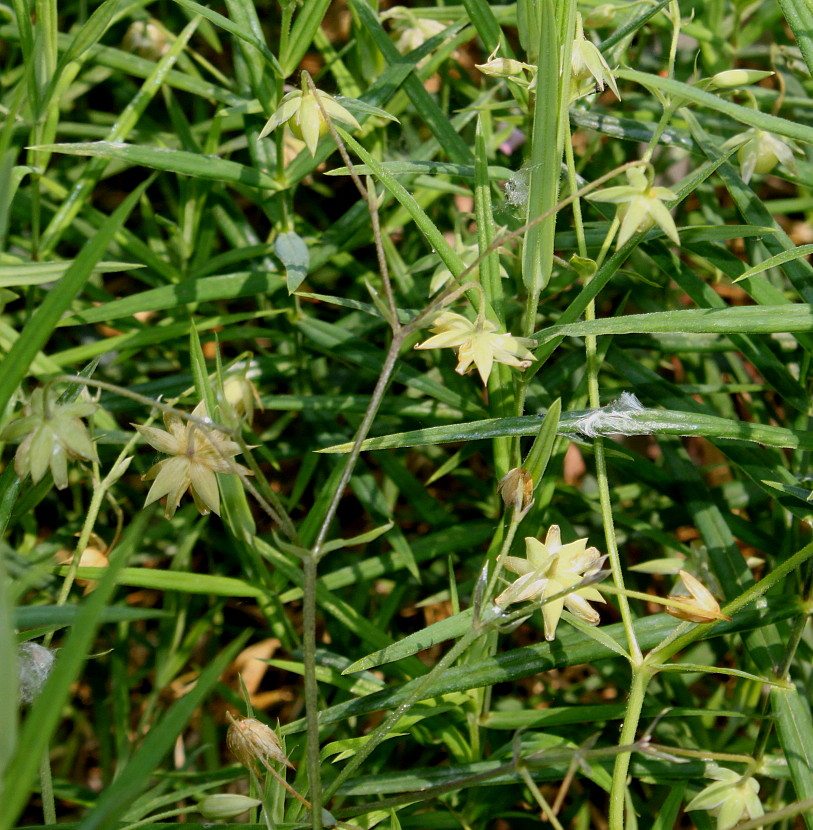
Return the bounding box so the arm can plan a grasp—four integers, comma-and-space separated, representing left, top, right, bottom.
324, 625, 480, 801
39, 751, 55, 824
609, 666, 651, 829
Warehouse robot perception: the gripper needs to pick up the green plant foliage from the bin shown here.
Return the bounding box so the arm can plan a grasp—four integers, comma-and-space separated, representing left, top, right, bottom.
3, 1, 813, 829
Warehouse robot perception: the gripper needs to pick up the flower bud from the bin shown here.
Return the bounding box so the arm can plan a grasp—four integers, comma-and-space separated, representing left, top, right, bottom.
18, 642, 55, 705
121, 20, 169, 60
497, 468, 534, 513
709, 69, 774, 89
583, 4, 617, 27
666, 570, 730, 623
227, 714, 293, 771
198, 794, 262, 820
476, 56, 529, 80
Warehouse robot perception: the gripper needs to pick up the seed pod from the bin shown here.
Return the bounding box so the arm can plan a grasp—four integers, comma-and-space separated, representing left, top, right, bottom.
227, 714, 294, 771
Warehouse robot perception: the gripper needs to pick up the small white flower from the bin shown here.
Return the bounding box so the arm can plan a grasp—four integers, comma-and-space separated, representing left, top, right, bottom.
134, 407, 248, 519
587, 166, 679, 248
258, 76, 361, 157
495, 526, 607, 641
1, 387, 98, 489
414, 312, 536, 385
571, 13, 620, 100
686, 767, 763, 830
736, 129, 798, 184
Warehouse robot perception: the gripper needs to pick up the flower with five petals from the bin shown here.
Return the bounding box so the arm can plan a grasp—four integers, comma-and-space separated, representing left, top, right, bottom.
587, 166, 679, 249
736, 129, 798, 184
134, 409, 248, 519
258, 75, 360, 157
414, 311, 536, 385
495, 526, 607, 641
571, 12, 620, 100
1, 387, 98, 489
686, 767, 763, 830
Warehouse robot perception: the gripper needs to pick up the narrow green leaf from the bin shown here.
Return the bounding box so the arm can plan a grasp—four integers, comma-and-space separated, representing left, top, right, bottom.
281, 0, 332, 76
325, 161, 515, 179
287, 604, 799, 734
778, 0, 813, 79
78, 633, 250, 830
537, 304, 813, 342
58, 272, 282, 327
319, 407, 813, 454
34, 142, 280, 190
772, 687, 813, 829
0, 261, 142, 289
344, 609, 473, 674
0, 177, 149, 416
170, 0, 282, 75
275, 230, 310, 294
618, 68, 813, 145
14, 605, 169, 630
733, 244, 813, 282
0, 513, 144, 830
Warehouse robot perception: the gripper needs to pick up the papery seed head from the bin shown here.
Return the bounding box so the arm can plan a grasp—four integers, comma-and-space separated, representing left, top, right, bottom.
227, 714, 293, 770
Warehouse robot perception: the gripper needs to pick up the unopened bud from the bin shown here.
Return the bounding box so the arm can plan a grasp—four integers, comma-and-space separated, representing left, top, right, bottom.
583, 4, 617, 27
709, 69, 774, 89
497, 468, 534, 513
18, 642, 56, 704
121, 20, 169, 60
198, 793, 262, 820
476, 57, 528, 79
227, 714, 293, 771
666, 570, 730, 623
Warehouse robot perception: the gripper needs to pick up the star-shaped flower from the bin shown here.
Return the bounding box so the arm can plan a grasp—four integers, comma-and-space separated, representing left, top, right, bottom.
587, 166, 679, 248
1, 387, 98, 489
134, 409, 248, 519
686, 767, 763, 830
258, 77, 360, 157
571, 12, 620, 100
495, 526, 607, 640
736, 129, 798, 184
414, 311, 536, 385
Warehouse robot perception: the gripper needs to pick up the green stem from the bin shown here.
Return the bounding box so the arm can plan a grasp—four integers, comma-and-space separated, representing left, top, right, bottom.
609, 667, 651, 829
324, 627, 479, 801
39, 751, 55, 825
302, 554, 323, 830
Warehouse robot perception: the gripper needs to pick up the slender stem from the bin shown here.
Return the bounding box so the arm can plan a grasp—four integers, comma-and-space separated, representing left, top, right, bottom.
302, 553, 323, 830
609, 667, 651, 829
39, 751, 55, 824
584, 288, 640, 664
324, 627, 479, 801
518, 766, 566, 829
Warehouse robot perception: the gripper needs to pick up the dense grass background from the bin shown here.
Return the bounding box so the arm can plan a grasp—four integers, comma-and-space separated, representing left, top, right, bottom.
3, 0, 813, 827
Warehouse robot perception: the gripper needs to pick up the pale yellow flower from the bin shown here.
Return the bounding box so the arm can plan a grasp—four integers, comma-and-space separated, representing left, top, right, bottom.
587, 166, 679, 248
1, 387, 98, 489
134, 410, 248, 519
414, 312, 536, 385
571, 12, 620, 100
495, 526, 607, 641
736, 129, 798, 184
258, 80, 360, 157
686, 767, 763, 830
